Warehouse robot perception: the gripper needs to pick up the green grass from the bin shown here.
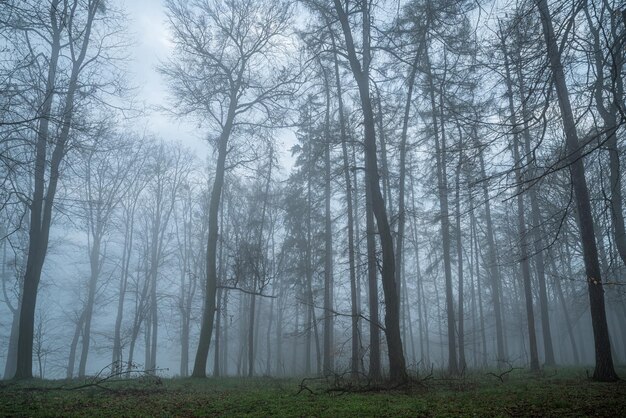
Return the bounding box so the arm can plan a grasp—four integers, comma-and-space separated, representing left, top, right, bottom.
1, 368, 625, 417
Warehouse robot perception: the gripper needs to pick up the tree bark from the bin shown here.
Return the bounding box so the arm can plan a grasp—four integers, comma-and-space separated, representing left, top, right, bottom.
535, 0, 618, 381
332, 0, 406, 381
192, 96, 236, 377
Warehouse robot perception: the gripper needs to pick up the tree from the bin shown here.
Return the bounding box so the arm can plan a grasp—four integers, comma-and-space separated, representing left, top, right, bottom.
161, 0, 296, 377
329, 0, 406, 382
535, 0, 618, 381
6, 0, 123, 379
501, 27, 540, 371
67, 133, 143, 378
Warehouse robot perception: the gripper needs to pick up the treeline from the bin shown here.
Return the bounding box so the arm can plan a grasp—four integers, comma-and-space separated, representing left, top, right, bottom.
0, 0, 624, 382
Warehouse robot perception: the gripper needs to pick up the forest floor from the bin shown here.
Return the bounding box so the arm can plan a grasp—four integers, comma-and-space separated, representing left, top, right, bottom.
0, 367, 625, 417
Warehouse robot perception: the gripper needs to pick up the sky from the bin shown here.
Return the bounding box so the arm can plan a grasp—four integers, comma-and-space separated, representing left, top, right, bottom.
121, 0, 204, 151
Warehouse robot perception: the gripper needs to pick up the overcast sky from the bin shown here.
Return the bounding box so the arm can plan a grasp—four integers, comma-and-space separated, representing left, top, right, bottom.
122, 0, 204, 152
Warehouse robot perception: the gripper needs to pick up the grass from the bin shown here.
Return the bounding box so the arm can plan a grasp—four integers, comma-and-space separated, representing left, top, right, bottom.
0, 367, 625, 417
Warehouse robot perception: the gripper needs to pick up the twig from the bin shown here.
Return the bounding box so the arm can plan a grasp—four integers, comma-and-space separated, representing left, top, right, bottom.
486, 362, 522, 383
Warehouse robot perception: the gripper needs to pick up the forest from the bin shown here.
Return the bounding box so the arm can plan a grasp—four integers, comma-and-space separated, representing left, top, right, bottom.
0, 0, 625, 416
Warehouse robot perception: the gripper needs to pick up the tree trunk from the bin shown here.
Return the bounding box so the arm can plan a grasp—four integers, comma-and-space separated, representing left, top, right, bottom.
514, 32, 556, 367
331, 41, 360, 377
332, 0, 406, 381
425, 48, 458, 375
113, 205, 134, 374
67, 312, 85, 379
365, 179, 381, 379
322, 68, 334, 375
584, 6, 626, 268
15, 0, 97, 379
454, 130, 466, 373
475, 129, 506, 367
470, 194, 488, 367
535, 0, 618, 381
502, 37, 540, 371
78, 237, 102, 378
14, 1, 62, 379
192, 92, 237, 377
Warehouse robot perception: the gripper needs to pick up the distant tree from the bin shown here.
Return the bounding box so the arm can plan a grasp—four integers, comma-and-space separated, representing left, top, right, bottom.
66, 133, 145, 379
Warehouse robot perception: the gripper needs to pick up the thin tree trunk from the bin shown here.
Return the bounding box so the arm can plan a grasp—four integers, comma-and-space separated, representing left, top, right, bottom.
514, 33, 556, 367
425, 48, 458, 374
365, 179, 381, 379
331, 41, 360, 377
584, 6, 626, 268
322, 68, 334, 375
548, 253, 579, 364
455, 137, 466, 373
475, 129, 506, 367
113, 204, 135, 373
502, 36, 540, 371
470, 195, 488, 367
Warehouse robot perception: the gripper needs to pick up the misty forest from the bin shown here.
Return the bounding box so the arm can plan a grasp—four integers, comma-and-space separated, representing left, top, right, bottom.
1, 0, 625, 416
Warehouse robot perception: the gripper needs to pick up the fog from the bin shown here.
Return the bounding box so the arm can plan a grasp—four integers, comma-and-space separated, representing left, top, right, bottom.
0, 0, 624, 384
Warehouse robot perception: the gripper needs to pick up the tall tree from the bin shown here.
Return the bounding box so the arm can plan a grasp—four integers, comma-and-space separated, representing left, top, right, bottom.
9, 0, 118, 379
161, 0, 295, 378
535, 0, 618, 381
330, 0, 407, 382
501, 29, 540, 371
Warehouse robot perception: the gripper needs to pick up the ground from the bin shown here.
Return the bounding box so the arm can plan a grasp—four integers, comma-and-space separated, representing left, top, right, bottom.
0, 368, 625, 417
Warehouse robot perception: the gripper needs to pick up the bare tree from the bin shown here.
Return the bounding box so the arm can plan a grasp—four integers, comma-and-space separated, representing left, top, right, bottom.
535, 0, 618, 381
327, 0, 406, 382
161, 0, 296, 378
5, 0, 125, 379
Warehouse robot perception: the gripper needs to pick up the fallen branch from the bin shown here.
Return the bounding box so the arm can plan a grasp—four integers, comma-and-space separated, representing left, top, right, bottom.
486, 362, 522, 383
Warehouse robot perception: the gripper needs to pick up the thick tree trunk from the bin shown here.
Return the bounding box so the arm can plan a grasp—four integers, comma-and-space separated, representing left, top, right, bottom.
192, 100, 235, 377
3, 307, 19, 379
333, 0, 406, 381
536, 0, 618, 381
14, 3, 62, 379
